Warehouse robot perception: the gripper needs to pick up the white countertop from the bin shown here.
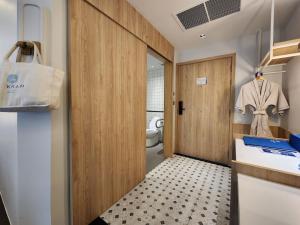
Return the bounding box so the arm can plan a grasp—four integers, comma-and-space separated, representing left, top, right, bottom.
235, 139, 300, 175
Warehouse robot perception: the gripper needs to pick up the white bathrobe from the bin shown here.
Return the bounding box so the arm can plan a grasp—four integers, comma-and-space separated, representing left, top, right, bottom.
236, 79, 289, 137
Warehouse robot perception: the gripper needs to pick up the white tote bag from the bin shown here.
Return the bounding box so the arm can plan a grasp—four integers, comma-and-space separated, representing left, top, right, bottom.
0, 42, 64, 111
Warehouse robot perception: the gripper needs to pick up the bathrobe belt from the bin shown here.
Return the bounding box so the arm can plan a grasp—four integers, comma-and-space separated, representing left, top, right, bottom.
253, 110, 267, 115
250, 109, 272, 137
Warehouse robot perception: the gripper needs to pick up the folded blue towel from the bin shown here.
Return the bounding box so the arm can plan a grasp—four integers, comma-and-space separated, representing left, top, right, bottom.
262, 148, 297, 157
243, 136, 296, 151
290, 134, 300, 151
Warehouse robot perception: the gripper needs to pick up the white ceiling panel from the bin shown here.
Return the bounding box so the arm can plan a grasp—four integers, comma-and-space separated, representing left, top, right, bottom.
128, 0, 300, 50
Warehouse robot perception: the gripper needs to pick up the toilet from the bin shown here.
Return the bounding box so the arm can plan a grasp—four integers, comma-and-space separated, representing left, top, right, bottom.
146, 117, 163, 148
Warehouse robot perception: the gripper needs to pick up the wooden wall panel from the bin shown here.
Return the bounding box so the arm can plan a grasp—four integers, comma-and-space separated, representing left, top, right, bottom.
233, 123, 291, 139
232, 160, 300, 189
69, 1, 147, 224
164, 62, 174, 157
85, 0, 174, 61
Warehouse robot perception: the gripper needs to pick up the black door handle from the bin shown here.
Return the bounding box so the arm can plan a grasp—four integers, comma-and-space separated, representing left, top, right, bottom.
178, 101, 185, 115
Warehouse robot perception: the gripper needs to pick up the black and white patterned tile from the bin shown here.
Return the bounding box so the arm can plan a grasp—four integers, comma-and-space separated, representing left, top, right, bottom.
100, 155, 231, 225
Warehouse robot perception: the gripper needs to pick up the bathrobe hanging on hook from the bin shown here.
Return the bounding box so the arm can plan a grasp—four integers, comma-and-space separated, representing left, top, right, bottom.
236, 79, 289, 137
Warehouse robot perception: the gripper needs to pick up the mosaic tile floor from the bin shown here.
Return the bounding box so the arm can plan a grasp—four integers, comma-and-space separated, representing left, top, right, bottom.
100, 155, 231, 225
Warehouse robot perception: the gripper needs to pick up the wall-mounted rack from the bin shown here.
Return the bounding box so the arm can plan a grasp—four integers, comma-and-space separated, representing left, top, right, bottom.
147, 110, 164, 113
0, 106, 50, 112
260, 39, 300, 67
16, 41, 41, 56
258, 0, 300, 71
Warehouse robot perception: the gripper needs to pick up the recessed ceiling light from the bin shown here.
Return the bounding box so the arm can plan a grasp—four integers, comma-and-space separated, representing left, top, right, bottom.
200, 34, 206, 39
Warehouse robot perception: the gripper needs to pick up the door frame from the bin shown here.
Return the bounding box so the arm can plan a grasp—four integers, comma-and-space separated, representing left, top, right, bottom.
164, 60, 174, 157
175, 53, 236, 165
147, 49, 174, 158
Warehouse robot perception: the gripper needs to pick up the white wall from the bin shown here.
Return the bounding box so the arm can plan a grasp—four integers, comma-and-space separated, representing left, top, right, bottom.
147, 68, 164, 112
0, 1, 68, 225
49, 1, 68, 224
281, 3, 300, 134
0, 1, 19, 224
283, 4, 300, 41
282, 57, 300, 133
17, 3, 52, 225
17, 113, 52, 225
147, 68, 164, 125
17, 1, 68, 225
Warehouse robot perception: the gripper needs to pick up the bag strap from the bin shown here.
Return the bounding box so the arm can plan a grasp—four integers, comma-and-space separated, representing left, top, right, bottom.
3, 43, 19, 61
3, 41, 44, 64
16, 48, 23, 62
31, 42, 44, 64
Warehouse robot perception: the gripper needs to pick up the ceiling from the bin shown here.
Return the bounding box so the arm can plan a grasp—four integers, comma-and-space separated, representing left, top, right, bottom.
128, 0, 300, 51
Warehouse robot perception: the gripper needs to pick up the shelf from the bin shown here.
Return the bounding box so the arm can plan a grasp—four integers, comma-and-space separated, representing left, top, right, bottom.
260, 39, 300, 67
0, 105, 51, 112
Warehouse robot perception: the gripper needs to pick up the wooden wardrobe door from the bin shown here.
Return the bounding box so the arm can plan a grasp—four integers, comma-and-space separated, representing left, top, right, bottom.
176, 57, 233, 164
70, 1, 147, 224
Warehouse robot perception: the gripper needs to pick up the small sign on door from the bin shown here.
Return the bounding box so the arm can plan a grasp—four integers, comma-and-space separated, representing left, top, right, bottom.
196, 77, 207, 86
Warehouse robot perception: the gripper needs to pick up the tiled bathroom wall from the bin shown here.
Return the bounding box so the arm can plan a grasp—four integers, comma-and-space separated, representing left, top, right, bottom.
147, 67, 164, 126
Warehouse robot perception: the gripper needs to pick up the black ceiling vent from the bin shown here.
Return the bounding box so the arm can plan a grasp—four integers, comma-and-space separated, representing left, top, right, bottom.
176, 3, 209, 30
205, 0, 241, 21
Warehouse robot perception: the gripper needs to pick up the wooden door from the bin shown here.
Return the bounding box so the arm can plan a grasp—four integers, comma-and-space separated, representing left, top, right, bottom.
176, 56, 234, 164
70, 1, 147, 224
